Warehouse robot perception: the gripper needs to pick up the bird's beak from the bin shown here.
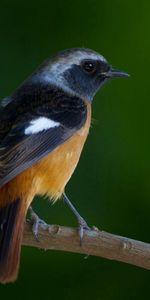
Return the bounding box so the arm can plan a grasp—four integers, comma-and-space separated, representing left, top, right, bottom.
104, 68, 130, 78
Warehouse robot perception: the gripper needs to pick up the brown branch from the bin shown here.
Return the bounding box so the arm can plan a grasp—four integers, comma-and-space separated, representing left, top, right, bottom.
22, 222, 150, 270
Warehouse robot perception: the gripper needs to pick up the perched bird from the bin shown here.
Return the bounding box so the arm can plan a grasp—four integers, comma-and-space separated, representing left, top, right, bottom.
0, 48, 128, 283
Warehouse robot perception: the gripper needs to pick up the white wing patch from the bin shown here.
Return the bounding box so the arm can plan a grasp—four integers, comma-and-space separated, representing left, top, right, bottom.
25, 117, 60, 135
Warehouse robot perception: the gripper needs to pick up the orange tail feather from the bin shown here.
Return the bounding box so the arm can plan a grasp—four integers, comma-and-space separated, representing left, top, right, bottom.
0, 198, 27, 283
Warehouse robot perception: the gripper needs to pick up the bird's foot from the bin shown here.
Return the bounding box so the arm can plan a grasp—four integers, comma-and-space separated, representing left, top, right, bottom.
29, 206, 48, 240
63, 193, 90, 245
78, 217, 90, 246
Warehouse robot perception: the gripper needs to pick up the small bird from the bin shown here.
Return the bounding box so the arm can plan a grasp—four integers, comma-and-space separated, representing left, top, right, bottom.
0, 48, 128, 283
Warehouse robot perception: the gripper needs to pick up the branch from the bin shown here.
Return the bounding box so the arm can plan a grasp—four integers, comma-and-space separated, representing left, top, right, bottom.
22, 222, 150, 270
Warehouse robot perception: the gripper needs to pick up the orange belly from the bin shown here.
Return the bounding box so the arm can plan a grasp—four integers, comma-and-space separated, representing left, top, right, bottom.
30, 103, 91, 200
0, 104, 91, 205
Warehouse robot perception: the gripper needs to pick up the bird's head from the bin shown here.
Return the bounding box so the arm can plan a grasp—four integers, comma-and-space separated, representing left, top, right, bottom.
34, 48, 129, 101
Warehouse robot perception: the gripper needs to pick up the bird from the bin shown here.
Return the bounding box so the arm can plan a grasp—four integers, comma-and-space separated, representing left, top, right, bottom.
0, 48, 129, 283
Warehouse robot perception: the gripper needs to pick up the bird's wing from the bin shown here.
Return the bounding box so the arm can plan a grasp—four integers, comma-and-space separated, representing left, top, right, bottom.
0, 84, 87, 187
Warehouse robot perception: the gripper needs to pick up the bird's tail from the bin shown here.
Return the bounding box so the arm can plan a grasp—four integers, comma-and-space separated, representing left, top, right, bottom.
0, 197, 27, 283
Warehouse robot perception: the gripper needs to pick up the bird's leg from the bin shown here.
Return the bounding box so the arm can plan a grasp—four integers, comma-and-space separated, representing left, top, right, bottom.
29, 206, 48, 240
63, 193, 90, 244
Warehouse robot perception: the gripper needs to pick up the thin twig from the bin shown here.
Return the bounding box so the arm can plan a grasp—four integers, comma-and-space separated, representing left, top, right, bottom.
22, 222, 150, 270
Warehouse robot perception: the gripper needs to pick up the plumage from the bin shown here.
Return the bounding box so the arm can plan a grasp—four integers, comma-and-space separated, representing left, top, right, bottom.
0, 47, 128, 283
24, 117, 60, 135
0, 83, 87, 187
0, 198, 28, 283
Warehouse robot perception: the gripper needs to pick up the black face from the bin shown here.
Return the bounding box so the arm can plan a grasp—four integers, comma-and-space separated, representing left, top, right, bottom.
63, 58, 111, 101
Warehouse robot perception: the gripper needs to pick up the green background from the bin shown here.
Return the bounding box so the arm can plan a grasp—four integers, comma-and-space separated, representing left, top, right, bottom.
0, 0, 150, 299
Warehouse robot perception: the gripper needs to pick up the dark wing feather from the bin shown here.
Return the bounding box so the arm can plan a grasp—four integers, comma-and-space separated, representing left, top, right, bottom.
0, 82, 87, 187
0, 125, 74, 187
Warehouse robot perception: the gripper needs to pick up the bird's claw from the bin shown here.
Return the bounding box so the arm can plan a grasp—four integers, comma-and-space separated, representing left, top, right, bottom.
78, 218, 90, 246
29, 206, 47, 240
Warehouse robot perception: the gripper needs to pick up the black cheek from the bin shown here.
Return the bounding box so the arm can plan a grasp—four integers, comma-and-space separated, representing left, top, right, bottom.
63, 65, 93, 95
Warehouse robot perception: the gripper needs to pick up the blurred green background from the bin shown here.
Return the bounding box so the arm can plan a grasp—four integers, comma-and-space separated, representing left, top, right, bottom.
0, 0, 150, 299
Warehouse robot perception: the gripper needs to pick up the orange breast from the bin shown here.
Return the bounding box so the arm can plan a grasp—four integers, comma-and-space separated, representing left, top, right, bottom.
0, 103, 91, 206
31, 103, 91, 200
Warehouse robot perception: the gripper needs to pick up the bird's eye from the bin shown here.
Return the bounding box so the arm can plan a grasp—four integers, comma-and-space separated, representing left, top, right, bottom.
81, 60, 97, 74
